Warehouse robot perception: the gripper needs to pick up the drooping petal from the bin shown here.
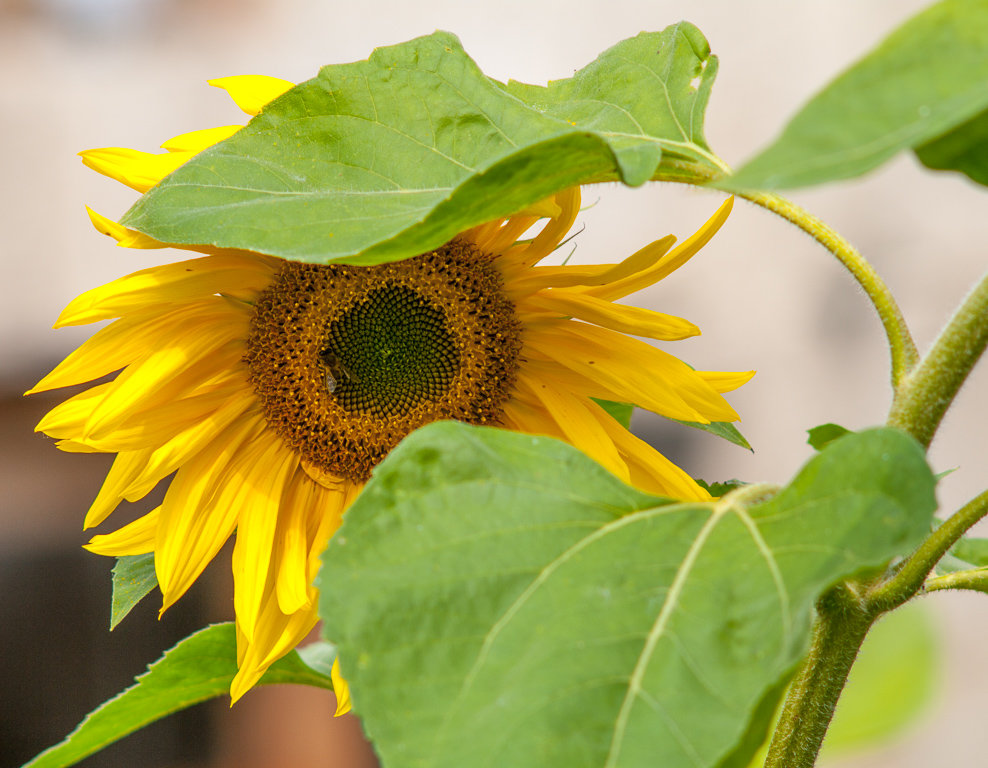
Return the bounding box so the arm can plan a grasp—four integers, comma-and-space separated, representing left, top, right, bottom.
523, 328, 707, 423
524, 291, 701, 341
526, 322, 740, 423
35, 383, 113, 439
510, 187, 581, 266
83, 336, 245, 441
512, 374, 629, 481
231, 436, 299, 641
84, 448, 155, 529
506, 235, 677, 296
121, 390, 254, 502
594, 410, 711, 502
698, 369, 756, 394
578, 196, 733, 301
273, 471, 315, 615
85, 208, 167, 249
230, 594, 319, 704
28, 299, 242, 395
85, 507, 161, 556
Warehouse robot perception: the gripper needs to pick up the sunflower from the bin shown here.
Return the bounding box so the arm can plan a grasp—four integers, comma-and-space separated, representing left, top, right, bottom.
30, 76, 752, 708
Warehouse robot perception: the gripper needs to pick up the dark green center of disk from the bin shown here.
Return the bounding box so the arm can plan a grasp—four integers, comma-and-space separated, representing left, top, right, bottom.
321, 285, 458, 417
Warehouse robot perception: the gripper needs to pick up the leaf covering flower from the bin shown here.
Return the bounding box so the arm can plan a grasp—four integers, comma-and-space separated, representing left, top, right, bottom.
31, 76, 752, 708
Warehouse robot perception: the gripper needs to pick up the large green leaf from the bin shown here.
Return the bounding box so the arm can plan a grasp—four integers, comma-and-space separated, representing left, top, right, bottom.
726, 0, 988, 190
318, 423, 935, 768
121, 26, 722, 264
22, 624, 336, 768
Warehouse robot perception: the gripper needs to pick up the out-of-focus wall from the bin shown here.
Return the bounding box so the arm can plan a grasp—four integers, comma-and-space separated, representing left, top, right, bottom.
2, 1, 986, 766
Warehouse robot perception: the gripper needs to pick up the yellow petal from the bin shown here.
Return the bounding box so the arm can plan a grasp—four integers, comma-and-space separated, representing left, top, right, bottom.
275, 472, 318, 615
154, 413, 263, 612
85, 207, 167, 249
525, 291, 701, 341
82, 314, 246, 440
85, 507, 161, 556
595, 411, 711, 502
698, 369, 756, 394
71, 378, 244, 453
524, 329, 705, 423
526, 322, 739, 423
306, 480, 356, 580
229, 596, 319, 704
55, 439, 101, 453
35, 382, 113, 439
79, 147, 193, 193
122, 390, 254, 502
513, 187, 581, 266
485, 215, 541, 256
512, 374, 629, 481
161, 124, 240, 153
55, 253, 274, 327
28, 300, 233, 395
508, 235, 677, 295
84, 448, 155, 529
332, 658, 352, 716
515, 197, 562, 220
580, 196, 733, 301
231, 437, 298, 641
209, 75, 295, 116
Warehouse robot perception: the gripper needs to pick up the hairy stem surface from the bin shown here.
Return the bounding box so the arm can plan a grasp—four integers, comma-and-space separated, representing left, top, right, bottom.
763, 586, 873, 768
888, 271, 988, 449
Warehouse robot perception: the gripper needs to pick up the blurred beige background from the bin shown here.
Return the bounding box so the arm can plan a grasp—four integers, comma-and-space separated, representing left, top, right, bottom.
2, 0, 986, 766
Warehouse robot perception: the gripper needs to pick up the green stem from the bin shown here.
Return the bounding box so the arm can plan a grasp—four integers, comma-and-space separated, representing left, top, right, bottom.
763, 585, 874, 768
739, 191, 919, 390
925, 569, 988, 595
766, 488, 988, 768
868, 488, 988, 609
887, 271, 988, 449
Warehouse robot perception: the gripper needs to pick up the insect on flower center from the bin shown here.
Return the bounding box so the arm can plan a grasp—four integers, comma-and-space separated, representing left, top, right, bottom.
245, 239, 521, 483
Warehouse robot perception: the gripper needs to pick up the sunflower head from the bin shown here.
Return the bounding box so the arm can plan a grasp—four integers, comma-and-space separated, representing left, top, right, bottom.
33, 75, 751, 706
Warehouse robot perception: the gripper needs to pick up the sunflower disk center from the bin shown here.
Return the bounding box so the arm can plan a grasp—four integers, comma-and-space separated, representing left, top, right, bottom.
245, 240, 522, 483
322, 285, 458, 417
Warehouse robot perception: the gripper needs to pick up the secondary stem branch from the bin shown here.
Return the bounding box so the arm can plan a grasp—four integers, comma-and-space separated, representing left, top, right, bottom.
925, 569, 988, 595
868, 488, 988, 609
887, 271, 988, 449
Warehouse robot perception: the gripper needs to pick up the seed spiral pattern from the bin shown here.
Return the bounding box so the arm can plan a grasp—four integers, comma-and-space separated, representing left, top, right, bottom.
245, 239, 521, 482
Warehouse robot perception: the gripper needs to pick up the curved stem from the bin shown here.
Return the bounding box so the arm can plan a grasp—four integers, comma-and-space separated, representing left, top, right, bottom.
887, 271, 988, 449
739, 191, 919, 390
925, 569, 988, 596
868, 488, 988, 609
651, 165, 919, 390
